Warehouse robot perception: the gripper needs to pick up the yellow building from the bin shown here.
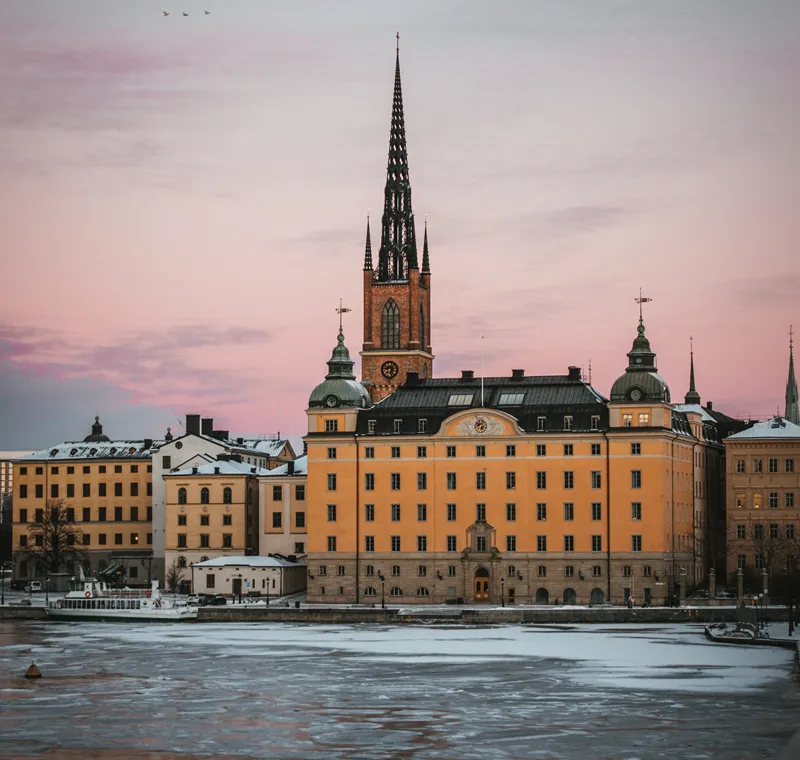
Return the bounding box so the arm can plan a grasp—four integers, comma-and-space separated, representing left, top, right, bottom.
259, 456, 308, 558
12, 417, 158, 584
162, 456, 262, 590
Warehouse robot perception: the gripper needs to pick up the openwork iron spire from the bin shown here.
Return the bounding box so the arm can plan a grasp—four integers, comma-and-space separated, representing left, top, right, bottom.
786, 325, 799, 424
376, 39, 418, 281
363, 215, 372, 270
685, 336, 701, 404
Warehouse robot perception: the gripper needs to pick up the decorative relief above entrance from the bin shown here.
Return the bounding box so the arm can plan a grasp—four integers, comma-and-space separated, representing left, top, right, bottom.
456, 415, 505, 436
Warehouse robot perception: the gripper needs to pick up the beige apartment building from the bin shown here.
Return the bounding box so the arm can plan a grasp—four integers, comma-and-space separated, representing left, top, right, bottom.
259, 455, 308, 557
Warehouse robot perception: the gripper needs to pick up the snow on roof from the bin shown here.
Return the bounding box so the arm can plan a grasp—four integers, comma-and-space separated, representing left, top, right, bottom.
239, 439, 290, 457
166, 460, 271, 477
19, 440, 163, 461
727, 416, 800, 440
192, 555, 304, 568
673, 404, 717, 423
262, 455, 307, 477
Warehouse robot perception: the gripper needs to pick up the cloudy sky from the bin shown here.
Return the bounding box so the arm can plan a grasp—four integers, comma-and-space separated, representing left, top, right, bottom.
1, 0, 798, 449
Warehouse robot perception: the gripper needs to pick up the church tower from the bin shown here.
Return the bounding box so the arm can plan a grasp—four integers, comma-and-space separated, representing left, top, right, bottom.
786, 326, 799, 424
360, 42, 433, 401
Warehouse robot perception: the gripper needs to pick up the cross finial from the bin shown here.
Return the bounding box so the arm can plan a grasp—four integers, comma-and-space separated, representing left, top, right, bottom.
635, 287, 653, 323
396, 31, 400, 53
335, 299, 352, 331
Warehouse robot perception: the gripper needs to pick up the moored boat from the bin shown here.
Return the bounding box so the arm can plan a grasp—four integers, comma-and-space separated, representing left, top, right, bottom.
46, 577, 197, 622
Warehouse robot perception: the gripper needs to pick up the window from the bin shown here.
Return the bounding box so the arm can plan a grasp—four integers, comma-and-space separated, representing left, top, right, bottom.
178, 488, 187, 505
199, 487, 209, 504
114, 465, 122, 474
753, 493, 763, 509
537, 472, 547, 489
365, 447, 374, 459
476, 472, 486, 490
447, 394, 474, 406
418, 419, 427, 434
393, 420, 402, 434
506, 535, 517, 552
638, 413, 649, 426
564, 444, 573, 457
294, 512, 305, 528
319, 565, 327, 577
178, 514, 187, 526
365, 473, 375, 491
537, 503, 547, 521
391, 536, 401, 552
537, 535, 547, 552
592, 535, 602, 552
448, 565, 457, 576
564, 535, 575, 552
82, 534, 90, 546
447, 472, 457, 490
35, 484, 43, 499
222, 487, 232, 504
98, 507, 106, 522
381, 298, 400, 349
755, 554, 765, 570
365, 536, 374, 552
114, 506, 123, 522
391, 446, 401, 458
769, 458, 778, 473
563, 416, 573, 430
196, 533, 207, 548
506, 445, 516, 457
272, 512, 282, 528
476, 536, 487, 552
51, 484, 59, 499
476, 503, 486, 521
536, 444, 547, 457
447, 535, 457, 551
631, 502, 642, 521
769, 492, 778, 509
446, 503, 457, 521
115, 533, 123, 546
563, 502, 574, 521
327, 473, 337, 491
35, 508, 44, 522
506, 471, 516, 490
537, 565, 547, 577
98, 534, 107, 545
591, 415, 600, 430
162, 455, 172, 470
754, 524, 764, 539
563, 471, 574, 489
327, 504, 337, 522
417, 503, 427, 521
417, 472, 427, 491
787, 493, 795, 508
753, 459, 763, 473
736, 493, 746, 508
391, 473, 401, 490
591, 443, 601, 456
499, 393, 524, 405
222, 534, 233, 548
475, 445, 486, 458
565, 565, 574, 577
787, 459, 795, 473
66, 483, 75, 498
591, 471, 602, 489
325, 419, 338, 433
787, 524, 796, 539
392, 565, 401, 576
82, 483, 91, 498
19, 485, 27, 499
223, 514, 233, 526
632, 535, 642, 552
446, 446, 456, 458
592, 565, 602, 577
272, 485, 283, 501
622, 414, 633, 427
367, 420, 376, 434
417, 445, 427, 458
19, 508, 28, 523
537, 416, 546, 431
327, 447, 337, 460
130, 506, 139, 522
365, 565, 375, 577
18, 535, 27, 547
736, 554, 746, 570
390, 587, 403, 596
591, 503, 602, 521
623, 565, 631, 577
736, 524, 746, 539
643, 565, 651, 577
365, 504, 375, 522
391, 504, 401, 521
417, 536, 427, 552
327, 536, 337, 552
631, 470, 642, 489
506, 503, 516, 521
130, 482, 138, 497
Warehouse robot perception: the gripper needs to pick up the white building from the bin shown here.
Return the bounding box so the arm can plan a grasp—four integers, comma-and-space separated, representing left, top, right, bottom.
190, 555, 306, 598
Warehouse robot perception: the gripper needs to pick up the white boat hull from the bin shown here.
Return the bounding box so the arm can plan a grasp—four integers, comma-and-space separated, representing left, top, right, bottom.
46, 607, 197, 622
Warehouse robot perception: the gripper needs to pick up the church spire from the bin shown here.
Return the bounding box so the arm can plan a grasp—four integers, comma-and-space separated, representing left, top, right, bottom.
363, 215, 372, 270
684, 336, 701, 404
376, 36, 418, 281
422, 217, 430, 274
786, 325, 799, 424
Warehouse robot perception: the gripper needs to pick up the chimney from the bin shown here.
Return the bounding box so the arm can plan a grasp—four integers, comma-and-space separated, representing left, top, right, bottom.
214, 466, 220, 474
406, 371, 419, 386
212, 430, 229, 441
201, 418, 214, 437
707, 401, 713, 411
186, 414, 201, 436
143, 438, 153, 449
230, 454, 242, 463
461, 370, 474, 380
511, 369, 525, 379
192, 466, 198, 475
237, 437, 244, 445
567, 366, 581, 380
251, 466, 256, 473
287, 461, 295, 475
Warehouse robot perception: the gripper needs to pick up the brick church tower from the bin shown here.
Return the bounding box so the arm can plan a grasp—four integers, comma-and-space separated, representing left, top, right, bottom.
361, 45, 433, 401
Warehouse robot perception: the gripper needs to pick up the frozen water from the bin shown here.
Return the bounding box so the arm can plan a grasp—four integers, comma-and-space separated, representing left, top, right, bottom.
1, 621, 798, 759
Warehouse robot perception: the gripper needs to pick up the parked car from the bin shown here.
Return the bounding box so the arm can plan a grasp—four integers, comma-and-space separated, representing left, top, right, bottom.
211, 595, 227, 606
186, 594, 201, 606
24, 581, 42, 593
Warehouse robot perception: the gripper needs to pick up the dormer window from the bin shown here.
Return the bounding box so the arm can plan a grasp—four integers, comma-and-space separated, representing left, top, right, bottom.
563, 416, 573, 431
325, 419, 338, 433
393, 419, 402, 434
622, 414, 633, 428
448, 394, 473, 406
368, 420, 376, 434
499, 393, 524, 405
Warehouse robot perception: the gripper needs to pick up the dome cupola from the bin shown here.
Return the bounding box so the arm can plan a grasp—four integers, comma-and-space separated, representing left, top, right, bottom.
83, 415, 111, 443
309, 328, 372, 410
610, 311, 670, 404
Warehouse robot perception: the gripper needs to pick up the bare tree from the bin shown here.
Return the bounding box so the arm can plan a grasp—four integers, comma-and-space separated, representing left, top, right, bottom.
165, 559, 184, 593
20, 499, 87, 575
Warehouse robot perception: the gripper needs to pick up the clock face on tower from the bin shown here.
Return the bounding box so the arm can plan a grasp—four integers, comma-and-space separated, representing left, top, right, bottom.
630, 388, 642, 402
381, 361, 399, 380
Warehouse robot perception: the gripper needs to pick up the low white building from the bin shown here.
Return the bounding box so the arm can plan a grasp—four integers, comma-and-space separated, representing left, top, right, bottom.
190, 555, 306, 598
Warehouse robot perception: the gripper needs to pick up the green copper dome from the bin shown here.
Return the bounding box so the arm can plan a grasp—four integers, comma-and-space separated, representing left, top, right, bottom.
309, 328, 372, 410
610, 318, 671, 403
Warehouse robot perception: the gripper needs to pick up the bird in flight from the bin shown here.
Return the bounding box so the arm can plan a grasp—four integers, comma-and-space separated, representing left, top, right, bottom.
162, 10, 169, 15
182, 11, 189, 16
205, 10, 210, 14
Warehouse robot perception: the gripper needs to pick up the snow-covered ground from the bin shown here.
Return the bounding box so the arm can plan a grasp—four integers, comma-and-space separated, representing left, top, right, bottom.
0, 621, 797, 759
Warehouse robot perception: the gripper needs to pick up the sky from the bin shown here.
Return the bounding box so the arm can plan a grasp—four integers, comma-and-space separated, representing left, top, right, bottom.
1, 0, 798, 450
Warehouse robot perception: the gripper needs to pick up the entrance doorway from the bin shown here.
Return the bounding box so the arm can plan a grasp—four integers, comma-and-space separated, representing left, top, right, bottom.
474, 568, 490, 601
232, 577, 242, 600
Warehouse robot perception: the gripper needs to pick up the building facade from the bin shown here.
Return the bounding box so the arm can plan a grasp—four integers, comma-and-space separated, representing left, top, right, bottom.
11, 418, 158, 584
190, 555, 306, 598
259, 456, 308, 557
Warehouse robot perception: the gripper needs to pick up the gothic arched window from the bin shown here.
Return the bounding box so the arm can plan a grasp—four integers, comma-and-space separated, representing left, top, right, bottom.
381, 299, 400, 349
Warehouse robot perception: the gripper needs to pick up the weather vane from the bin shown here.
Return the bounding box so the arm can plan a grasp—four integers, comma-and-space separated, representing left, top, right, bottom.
336, 299, 351, 331
635, 288, 652, 322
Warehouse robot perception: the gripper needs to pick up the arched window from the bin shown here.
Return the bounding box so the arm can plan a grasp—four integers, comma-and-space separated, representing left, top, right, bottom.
200, 556, 209, 562
390, 586, 403, 596
178, 556, 187, 568
200, 487, 210, 505
590, 588, 605, 605
381, 299, 400, 349
178, 488, 187, 505
535, 588, 549, 604
415, 587, 429, 597
223, 487, 232, 504
365, 564, 374, 576
419, 305, 426, 349
364, 586, 377, 596
563, 587, 577, 605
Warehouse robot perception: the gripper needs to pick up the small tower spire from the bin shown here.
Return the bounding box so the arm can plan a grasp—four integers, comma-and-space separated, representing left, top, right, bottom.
786, 324, 799, 424
422, 216, 430, 274
684, 336, 701, 405
363, 215, 372, 270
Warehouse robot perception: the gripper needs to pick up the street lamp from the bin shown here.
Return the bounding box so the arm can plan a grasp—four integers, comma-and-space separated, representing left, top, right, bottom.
237, 573, 242, 604
378, 572, 385, 609
501, 577, 505, 608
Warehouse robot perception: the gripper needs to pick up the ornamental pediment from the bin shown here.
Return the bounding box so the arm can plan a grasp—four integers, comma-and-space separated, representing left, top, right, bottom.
438, 410, 522, 438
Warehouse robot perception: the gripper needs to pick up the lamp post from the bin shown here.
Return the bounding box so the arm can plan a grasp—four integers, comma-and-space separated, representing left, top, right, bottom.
378, 572, 385, 609
501, 577, 505, 608
237, 573, 242, 604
